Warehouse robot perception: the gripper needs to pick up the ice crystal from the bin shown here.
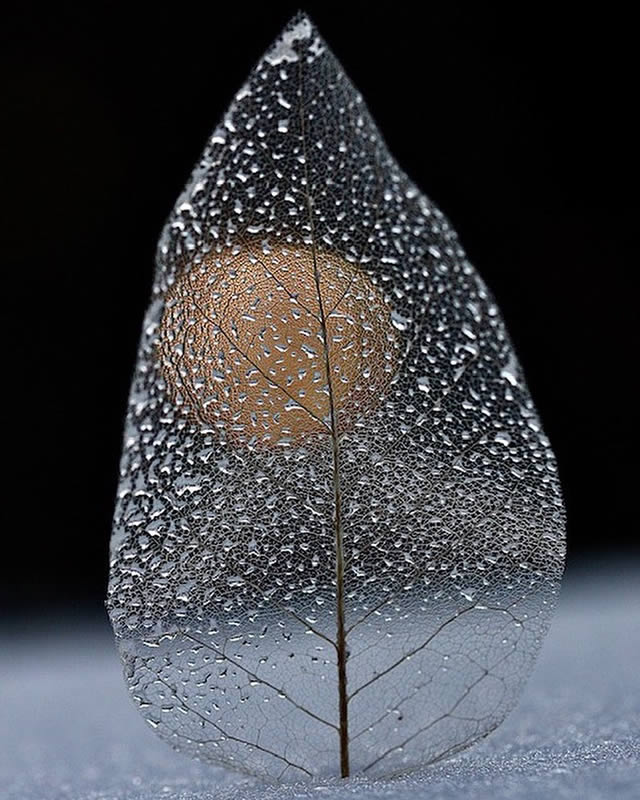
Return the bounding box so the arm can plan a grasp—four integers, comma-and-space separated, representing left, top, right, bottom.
107, 13, 565, 782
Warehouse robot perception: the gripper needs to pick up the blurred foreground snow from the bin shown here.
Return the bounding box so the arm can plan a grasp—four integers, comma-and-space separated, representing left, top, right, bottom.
1, 564, 638, 800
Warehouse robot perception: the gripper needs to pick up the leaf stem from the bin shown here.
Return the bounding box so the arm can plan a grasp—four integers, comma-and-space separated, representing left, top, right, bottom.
298, 60, 350, 779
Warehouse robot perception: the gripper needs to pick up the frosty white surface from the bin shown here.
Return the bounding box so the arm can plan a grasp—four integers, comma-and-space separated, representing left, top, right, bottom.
107, 13, 565, 779
3, 572, 639, 800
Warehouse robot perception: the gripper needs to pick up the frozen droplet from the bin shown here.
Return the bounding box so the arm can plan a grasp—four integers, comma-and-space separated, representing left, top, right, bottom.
391, 311, 411, 332
501, 352, 520, 387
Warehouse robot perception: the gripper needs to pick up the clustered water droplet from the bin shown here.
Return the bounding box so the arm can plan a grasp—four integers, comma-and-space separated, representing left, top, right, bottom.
108, 13, 565, 782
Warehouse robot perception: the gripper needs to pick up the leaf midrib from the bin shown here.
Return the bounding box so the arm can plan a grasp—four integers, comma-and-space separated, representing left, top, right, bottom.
297, 57, 351, 779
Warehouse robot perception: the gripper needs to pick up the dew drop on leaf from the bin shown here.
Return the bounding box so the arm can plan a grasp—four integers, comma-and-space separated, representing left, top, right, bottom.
107, 13, 566, 782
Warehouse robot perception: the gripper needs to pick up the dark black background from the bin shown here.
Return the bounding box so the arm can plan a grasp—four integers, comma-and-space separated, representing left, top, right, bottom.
2, 2, 637, 619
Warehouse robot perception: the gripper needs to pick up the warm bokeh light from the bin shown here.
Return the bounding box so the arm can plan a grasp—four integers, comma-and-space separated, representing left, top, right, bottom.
157, 240, 398, 444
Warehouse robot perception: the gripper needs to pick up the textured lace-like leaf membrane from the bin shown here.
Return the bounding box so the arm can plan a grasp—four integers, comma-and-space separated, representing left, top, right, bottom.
108, 13, 565, 782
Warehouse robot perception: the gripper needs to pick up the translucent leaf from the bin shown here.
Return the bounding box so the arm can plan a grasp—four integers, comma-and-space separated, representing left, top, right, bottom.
107, 13, 566, 782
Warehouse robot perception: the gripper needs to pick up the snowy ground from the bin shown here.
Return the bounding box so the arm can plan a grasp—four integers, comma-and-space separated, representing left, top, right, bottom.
2, 563, 638, 800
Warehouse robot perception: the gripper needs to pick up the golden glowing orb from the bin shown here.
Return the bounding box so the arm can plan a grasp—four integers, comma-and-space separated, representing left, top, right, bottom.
157, 240, 398, 444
